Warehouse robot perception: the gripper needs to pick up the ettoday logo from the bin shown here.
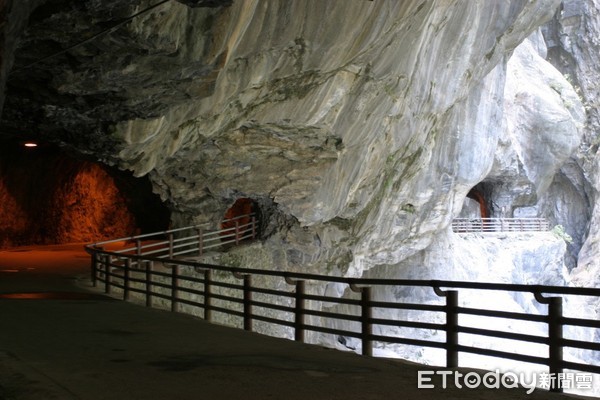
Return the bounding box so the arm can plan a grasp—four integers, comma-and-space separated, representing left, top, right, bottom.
417, 370, 594, 394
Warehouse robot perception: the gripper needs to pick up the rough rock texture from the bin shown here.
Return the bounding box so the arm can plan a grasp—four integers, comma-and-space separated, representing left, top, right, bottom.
4, 0, 596, 273
0, 140, 169, 248
3, 0, 600, 384
541, 0, 600, 280
523, 1, 600, 273
0, 0, 44, 116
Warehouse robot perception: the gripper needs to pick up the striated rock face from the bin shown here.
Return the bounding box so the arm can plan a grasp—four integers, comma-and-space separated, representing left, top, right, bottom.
118, 1, 561, 275
2, 0, 586, 275
542, 0, 600, 279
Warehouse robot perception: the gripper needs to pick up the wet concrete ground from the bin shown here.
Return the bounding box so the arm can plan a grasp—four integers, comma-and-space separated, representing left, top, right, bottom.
0, 244, 592, 399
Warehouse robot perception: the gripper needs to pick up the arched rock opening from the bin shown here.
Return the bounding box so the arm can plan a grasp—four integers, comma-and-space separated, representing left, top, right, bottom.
221, 198, 257, 242
0, 140, 169, 248
466, 188, 489, 219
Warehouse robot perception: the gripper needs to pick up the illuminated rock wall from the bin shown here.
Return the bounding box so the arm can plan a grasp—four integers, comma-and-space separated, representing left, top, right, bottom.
0, 143, 167, 248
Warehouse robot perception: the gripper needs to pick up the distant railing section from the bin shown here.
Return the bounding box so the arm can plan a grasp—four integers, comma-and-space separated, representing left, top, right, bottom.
90, 213, 257, 264
86, 230, 600, 393
452, 218, 549, 233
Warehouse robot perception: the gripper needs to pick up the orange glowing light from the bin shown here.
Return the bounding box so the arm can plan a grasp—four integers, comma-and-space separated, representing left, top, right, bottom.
24, 142, 38, 148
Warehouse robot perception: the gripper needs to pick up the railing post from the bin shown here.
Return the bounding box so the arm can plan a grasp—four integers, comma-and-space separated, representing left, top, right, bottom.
235, 220, 240, 245
136, 239, 142, 256
146, 261, 153, 307
105, 255, 112, 294
446, 290, 459, 368
197, 228, 203, 256
203, 269, 212, 322
295, 280, 306, 342
171, 264, 179, 313
534, 292, 564, 392
286, 277, 306, 342
434, 286, 458, 368
350, 283, 373, 357
548, 297, 563, 392
233, 272, 252, 331
91, 250, 98, 287
168, 233, 174, 258
124, 258, 131, 301
251, 216, 257, 239
243, 274, 252, 331
361, 287, 373, 356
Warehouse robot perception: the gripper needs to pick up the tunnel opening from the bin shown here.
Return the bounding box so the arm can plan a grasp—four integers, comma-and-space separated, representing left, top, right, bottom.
466, 188, 489, 219
0, 139, 170, 248
220, 198, 258, 243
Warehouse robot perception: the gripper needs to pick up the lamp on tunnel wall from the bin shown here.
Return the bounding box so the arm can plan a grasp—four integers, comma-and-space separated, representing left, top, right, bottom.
23, 142, 38, 148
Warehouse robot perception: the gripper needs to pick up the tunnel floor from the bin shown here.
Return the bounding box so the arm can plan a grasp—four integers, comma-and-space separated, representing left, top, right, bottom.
0, 245, 588, 400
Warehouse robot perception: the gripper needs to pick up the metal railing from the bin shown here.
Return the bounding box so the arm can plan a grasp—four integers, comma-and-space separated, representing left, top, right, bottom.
90, 213, 257, 263
85, 228, 600, 393
452, 218, 550, 233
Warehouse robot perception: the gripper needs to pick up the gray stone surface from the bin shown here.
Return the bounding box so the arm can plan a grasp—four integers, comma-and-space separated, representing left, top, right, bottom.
1, 1, 599, 345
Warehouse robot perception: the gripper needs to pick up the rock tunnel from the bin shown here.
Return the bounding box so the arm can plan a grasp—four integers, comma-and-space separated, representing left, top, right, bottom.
220, 198, 257, 242
466, 188, 489, 219
0, 139, 170, 248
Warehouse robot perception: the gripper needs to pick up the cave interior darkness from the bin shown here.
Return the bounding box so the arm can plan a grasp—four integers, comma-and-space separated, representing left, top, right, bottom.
0, 137, 170, 249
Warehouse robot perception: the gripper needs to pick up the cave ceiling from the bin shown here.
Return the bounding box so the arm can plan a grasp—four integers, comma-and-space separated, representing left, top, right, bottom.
0, 0, 233, 154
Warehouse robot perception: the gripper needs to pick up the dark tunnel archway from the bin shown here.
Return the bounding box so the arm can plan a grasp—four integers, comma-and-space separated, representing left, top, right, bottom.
0, 139, 170, 248
221, 198, 257, 243
466, 188, 489, 219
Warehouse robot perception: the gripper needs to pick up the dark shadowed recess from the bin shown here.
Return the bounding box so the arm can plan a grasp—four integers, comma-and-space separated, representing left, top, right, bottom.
0, 138, 169, 248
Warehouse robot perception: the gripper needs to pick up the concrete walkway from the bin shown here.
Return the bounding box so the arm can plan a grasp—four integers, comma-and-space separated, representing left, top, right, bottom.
0, 244, 591, 399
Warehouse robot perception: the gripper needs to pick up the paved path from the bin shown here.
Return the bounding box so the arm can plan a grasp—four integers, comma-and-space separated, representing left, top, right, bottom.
0, 244, 588, 399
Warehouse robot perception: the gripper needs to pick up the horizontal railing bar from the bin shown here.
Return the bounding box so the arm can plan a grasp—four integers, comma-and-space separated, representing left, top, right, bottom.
248, 286, 295, 298
249, 299, 295, 314
209, 281, 244, 291
176, 287, 206, 297
370, 334, 446, 349
562, 338, 600, 351
371, 301, 445, 312
303, 324, 361, 338
209, 292, 244, 304
148, 291, 172, 301
139, 240, 170, 249
147, 281, 173, 290
147, 270, 172, 279
250, 313, 296, 328
201, 235, 225, 244
128, 287, 147, 295
110, 282, 125, 290
456, 344, 548, 365
114, 246, 138, 254
302, 308, 362, 323
200, 242, 223, 250
561, 316, 600, 329
176, 297, 205, 309
370, 318, 446, 331
456, 307, 547, 323
140, 247, 170, 256
176, 276, 206, 285
126, 276, 147, 285
303, 293, 362, 306
458, 326, 549, 345
561, 361, 600, 375
207, 305, 245, 318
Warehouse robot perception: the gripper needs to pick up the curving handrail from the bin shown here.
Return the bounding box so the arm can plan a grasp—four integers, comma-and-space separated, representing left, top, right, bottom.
85, 220, 600, 394
87, 213, 257, 259
452, 217, 549, 233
